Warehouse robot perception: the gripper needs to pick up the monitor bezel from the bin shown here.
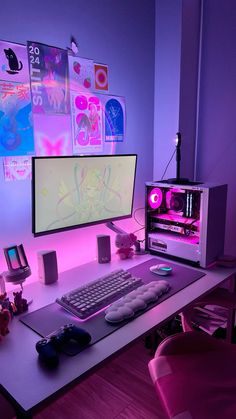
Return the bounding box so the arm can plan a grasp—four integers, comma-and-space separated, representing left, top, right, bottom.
32, 154, 137, 237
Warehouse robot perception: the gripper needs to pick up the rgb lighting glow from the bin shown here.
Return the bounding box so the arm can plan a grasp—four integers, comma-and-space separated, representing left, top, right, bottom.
148, 187, 163, 209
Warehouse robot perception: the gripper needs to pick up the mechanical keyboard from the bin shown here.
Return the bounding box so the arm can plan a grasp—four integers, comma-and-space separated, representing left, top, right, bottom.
56, 269, 144, 320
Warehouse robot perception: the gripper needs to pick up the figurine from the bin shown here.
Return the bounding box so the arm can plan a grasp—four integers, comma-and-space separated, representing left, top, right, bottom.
115, 233, 137, 259
13, 290, 28, 314
0, 292, 14, 316
0, 308, 11, 338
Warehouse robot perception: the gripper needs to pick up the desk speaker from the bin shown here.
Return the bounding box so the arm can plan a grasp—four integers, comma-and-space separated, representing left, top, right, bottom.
97, 235, 111, 263
38, 250, 58, 284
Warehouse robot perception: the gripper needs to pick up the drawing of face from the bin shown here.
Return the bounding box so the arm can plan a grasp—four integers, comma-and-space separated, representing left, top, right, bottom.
6, 156, 31, 180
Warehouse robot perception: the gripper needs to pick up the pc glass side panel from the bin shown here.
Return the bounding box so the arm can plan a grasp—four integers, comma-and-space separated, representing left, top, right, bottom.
199, 185, 227, 267
145, 182, 227, 267
32, 155, 137, 236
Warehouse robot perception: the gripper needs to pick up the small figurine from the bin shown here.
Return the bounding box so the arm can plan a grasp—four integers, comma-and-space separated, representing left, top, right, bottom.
115, 233, 137, 259
0, 308, 11, 338
13, 290, 28, 314
0, 292, 14, 316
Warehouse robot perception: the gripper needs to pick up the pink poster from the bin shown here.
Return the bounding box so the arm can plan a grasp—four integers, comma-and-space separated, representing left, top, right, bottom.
71, 92, 103, 154
0, 40, 29, 83
33, 114, 72, 156
68, 55, 94, 92
3, 155, 32, 181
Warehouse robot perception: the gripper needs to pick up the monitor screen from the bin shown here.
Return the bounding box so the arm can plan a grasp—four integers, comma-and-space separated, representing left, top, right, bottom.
32, 154, 137, 236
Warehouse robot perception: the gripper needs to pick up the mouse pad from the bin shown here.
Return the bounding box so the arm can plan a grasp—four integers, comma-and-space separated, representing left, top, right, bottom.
20, 258, 205, 355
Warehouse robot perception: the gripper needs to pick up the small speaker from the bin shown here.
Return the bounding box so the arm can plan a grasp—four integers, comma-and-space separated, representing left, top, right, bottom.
96, 235, 111, 264
37, 250, 58, 284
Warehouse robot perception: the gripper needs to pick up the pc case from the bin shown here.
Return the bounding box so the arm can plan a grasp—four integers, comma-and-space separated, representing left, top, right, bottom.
145, 182, 227, 268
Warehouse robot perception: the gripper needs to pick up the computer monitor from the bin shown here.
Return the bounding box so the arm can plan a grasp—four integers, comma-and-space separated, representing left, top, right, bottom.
32, 154, 137, 236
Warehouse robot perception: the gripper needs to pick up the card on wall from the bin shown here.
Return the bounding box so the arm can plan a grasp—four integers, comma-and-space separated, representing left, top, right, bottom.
0, 80, 34, 156
68, 55, 94, 92
94, 63, 109, 92
33, 114, 72, 156
3, 155, 32, 181
0, 40, 29, 83
71, 92, 103, 154
27, 41, 70, 115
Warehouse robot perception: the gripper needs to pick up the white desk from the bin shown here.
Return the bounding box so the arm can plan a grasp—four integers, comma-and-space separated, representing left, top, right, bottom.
0, 254, 236, 418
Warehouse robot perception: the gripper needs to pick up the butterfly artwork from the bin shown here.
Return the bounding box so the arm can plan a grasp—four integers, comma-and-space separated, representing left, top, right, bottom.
33, 114, 72, 156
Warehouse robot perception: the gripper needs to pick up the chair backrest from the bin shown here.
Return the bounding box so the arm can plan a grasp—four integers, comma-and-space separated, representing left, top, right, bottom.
148, 286, 236, 419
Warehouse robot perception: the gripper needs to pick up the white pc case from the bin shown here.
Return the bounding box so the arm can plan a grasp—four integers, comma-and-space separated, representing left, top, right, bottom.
145, 182, 227, 268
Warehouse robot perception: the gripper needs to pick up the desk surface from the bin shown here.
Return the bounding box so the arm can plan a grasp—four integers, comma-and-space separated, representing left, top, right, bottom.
1, 254, 236, 416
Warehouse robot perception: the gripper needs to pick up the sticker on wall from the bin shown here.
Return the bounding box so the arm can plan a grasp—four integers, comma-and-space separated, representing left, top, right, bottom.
33, 114, 72, 156
27, 41, 70, 115
71, 92, 103, 154
0, 80, 34, 156
3, 155, 32, 181
68, 55, 94, 92
94, 63, 108, 92
0, 40, 29, 83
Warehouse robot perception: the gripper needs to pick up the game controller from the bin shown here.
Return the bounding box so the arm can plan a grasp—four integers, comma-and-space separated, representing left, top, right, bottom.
36, 323, 91, 367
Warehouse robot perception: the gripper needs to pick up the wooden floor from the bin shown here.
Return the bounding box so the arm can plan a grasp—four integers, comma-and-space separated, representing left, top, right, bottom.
33, 339, 167, 419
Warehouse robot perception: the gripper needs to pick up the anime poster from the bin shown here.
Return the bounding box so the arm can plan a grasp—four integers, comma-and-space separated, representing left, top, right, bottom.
71, 92, 103, 154
94, 63, 109, 91
3, 155, 32, 181
68, 55, 94, 92
0, 81, 34, 156
33, 114, 72, 156
27, 41, 70, 115
0, 40, 29, 83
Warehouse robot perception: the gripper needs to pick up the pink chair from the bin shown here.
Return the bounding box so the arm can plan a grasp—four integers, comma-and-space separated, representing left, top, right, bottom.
148, 287, 236, 419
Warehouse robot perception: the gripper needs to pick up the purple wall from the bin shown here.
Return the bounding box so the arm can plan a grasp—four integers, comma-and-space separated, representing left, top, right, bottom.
154, 0, 182, 181
196, 0, 236, 255
0, 0, 155, 280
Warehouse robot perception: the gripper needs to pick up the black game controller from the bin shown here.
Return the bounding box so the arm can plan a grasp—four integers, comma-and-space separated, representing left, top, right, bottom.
36, 324, 92, 367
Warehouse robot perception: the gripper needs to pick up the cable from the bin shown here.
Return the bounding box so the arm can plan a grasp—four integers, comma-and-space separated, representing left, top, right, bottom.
133, 207, 145, 227
161, 149, 176, 180
132, 226, 145, 235
184, 218, 199, 236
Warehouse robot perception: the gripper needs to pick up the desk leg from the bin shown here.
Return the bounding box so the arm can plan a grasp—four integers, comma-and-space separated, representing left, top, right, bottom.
226, 274, 236, 343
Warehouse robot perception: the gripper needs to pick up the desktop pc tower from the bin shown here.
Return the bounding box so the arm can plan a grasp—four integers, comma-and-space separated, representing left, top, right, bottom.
145, 181, 227, 268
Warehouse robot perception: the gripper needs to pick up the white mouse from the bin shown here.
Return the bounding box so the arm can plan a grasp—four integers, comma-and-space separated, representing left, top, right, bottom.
149, 263, 173, 276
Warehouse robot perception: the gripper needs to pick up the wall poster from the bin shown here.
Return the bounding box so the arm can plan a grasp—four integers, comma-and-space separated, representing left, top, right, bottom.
71, 92, 103, 154
27, 41, 70, 115
0, 40, 29, 83
3, 155, 32, 181
94, 63, 109, 92
33, 114, 72, 156
68, 55, 94, 92
97, 94, 125, 142
0, 80, 34, 156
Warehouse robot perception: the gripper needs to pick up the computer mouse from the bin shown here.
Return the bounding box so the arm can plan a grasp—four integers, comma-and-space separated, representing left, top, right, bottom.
149, 263, 173, 276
